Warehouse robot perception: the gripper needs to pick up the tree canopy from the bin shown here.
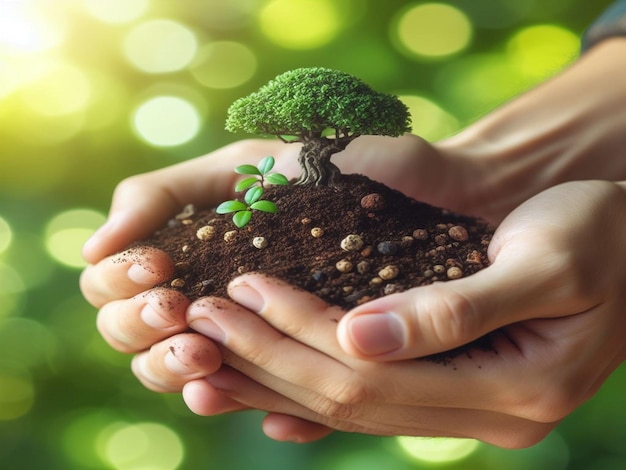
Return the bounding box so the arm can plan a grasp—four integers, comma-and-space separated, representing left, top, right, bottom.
225, 67, 412, 142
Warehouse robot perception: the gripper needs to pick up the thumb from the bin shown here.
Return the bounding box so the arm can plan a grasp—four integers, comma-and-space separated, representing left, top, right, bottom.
336, 245, 592, 361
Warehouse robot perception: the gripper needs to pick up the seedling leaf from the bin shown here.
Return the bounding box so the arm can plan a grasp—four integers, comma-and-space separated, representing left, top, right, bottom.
250, 200, 277, 213
235, 177, 258, 192
265, 173, 289, 185
235, 164, 261, 176
233, 210, 252, 228
245, 186, 264, 205
258, 156, 275, 174
216, 200, 247, 214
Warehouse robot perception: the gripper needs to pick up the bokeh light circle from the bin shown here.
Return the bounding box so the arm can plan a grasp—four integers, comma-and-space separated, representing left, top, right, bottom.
399, 95, 459, 141
260, 0, 341, 49
190, 41, 257, 89
0, 216, 12, 254
123, 19, 198, 73
83, 0, 150, 24
0, 375, 35, 421
0, 262, 25, 319
133, 96, 202, 147
393, 3, 472, 59
0, 2, 65, 54
507, 24, 579, 81
396, 436, 481, 463
21, 62, 92, 116
45, 209, 106, 269
101, 422, 184, 470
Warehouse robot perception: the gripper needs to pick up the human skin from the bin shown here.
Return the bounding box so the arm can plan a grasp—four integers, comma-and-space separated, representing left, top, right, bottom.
81, 39, 626, 445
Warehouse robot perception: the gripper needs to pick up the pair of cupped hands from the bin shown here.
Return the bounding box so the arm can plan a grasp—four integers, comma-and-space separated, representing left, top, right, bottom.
81, 40, 626, 448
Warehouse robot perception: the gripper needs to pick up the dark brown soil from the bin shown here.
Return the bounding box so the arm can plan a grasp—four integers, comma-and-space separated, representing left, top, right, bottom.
134, 174, 494, 311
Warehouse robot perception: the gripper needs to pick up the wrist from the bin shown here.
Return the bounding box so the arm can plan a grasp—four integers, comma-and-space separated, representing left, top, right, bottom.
437, 38, 626, 214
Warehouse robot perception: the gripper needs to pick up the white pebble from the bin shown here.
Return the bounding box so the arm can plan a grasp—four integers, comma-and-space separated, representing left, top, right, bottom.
253, 237, 267, 249
196, 225, 216, 241
341, 234, 364, 252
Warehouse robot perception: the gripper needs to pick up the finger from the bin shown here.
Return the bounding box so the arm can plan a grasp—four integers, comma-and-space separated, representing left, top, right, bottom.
80, 247, 174, 307
337, 227, 602, 361
182, 375, 334, 443
182, 378, 249, 416
83, 140, 299, 264
186, 295, 353, 395
131, 333, 222, 393
96, 288, 189, 353
226, 273, 346, 357
262, 414, 335, 443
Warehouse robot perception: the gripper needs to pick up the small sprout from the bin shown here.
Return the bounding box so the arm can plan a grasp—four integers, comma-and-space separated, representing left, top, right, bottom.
217, 156, 288, 228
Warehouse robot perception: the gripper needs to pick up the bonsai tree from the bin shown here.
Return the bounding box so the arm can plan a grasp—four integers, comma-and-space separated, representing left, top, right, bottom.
225, 67, 412, 186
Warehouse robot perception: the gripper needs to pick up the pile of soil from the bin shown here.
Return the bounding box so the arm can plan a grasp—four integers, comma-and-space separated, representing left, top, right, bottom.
134, 174, 494, 311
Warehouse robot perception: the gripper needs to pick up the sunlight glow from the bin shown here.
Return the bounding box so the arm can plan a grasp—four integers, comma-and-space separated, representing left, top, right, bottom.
0, 374, 34, 421
190, 41, 258, 89
400, 95, 459, 141
507, 24, 579, 81
101, 422, 184, 470
259, 0, 341, 49
123, 19, 198, 73
133, 96, 202, 147
45, 209, 106, 269
396, 436, 481, 463
393, 3, 472, 59
83, 0, 150, 24
0, 216, 12, 254
21, 62, 92, 116
0, 1, 65, 54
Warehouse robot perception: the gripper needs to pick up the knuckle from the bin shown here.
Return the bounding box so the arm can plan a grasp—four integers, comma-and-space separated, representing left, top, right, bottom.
311, 378, 367, 422
419, 286, 478, 347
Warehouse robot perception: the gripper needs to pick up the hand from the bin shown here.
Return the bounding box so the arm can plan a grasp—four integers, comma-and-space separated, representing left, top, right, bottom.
181, 180, 626, 447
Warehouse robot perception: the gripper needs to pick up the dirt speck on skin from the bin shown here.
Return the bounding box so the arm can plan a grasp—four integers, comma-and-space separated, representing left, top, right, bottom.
130, 173, 498, 361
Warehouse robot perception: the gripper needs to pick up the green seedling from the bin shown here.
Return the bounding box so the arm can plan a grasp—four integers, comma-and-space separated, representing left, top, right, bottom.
216, 156, 289, 228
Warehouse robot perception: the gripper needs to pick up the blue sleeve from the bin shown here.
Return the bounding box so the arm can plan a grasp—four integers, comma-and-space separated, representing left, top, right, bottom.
582, 0, 626, 51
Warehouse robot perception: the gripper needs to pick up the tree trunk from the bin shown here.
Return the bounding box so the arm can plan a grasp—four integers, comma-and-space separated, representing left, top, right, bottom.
296, 137, 344, 186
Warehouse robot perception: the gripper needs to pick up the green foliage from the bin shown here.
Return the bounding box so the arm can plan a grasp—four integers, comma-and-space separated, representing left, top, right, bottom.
225, 67, 412, 142
216, 156, 286, 228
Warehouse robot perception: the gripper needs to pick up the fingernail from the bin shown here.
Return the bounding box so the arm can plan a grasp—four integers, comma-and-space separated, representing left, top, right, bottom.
164, 350, 195, 375
229, 282, 265, 313
140, 304, 173, 329
190, 318, 226, 343
347, 313, 406, 356
128, 263, 157, 285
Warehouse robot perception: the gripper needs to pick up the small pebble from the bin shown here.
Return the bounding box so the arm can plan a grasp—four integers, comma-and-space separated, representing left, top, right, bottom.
181, 245, 190, 253
436, 224, 448, 231
435, 234, 448, 246
196, 225, 216, 241
175, 204, 196, 220
400, 236, 414, 248
377, 241, 399, 256
423, 269, 434, 278
171, 278, 185, 288
224, 230, 237, 242
448, 225, 469, 241
433, 264, 446, 274
182, 219, 193, 225
311, 270, 327, 283
383, 284, 401, 295
343, 286, 355, 294
356, 261, 371, 274
341, 234, 364, 252
252, 236, 267, 249
369, 277, 383, 286
301, 217, 312, 225
311, 227, 324, 238
361, 246, 373, 257
378, 265, 400, 280
237, 266, 248, 274
447, 267, 463, 279
336, 259, 353, 273
360, 193, 386, 211
413, 229, 428, 240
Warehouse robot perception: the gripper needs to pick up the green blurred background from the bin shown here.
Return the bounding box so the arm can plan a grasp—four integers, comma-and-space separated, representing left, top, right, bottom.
1, 0, 625, 468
